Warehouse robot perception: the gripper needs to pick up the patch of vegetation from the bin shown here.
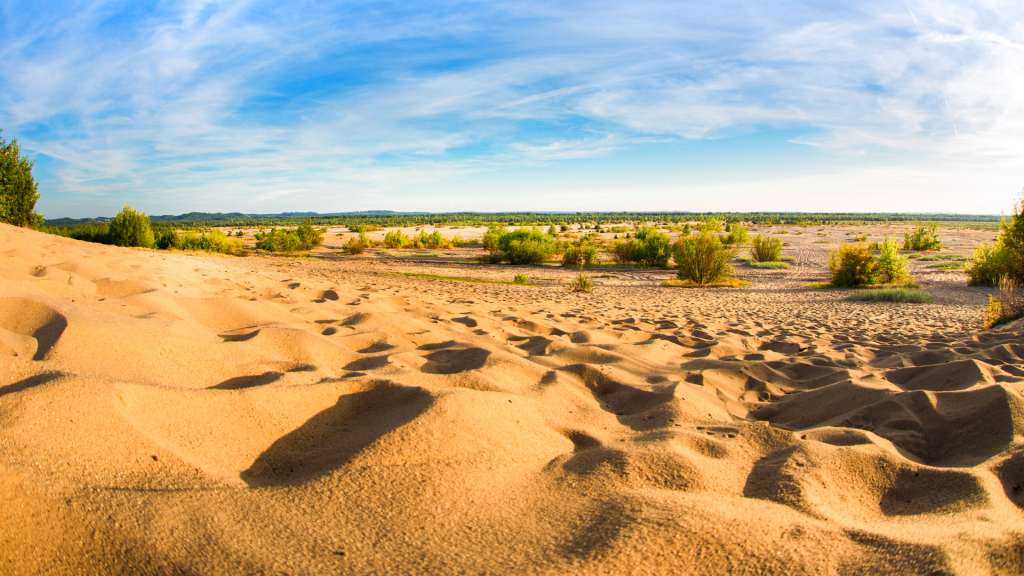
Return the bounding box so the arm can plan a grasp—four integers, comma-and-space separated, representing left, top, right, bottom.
748, 261, 791, 269
513, 273, 529, 285
379, 250, 442, 257
917, 254, 967, 261
903, 222, 943, 251
400, 273, 535, 286
750, 234, 783, 262
673, 232, 739, 285
846, 288, 933, 304
662, 278, 750, 288
813, 239, 830, 243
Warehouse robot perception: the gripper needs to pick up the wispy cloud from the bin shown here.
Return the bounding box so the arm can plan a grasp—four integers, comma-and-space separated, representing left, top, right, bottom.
0, 0, 1021, 216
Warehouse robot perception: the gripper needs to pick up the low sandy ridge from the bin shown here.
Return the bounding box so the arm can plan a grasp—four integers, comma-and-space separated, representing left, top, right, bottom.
1, 222, 1022, 575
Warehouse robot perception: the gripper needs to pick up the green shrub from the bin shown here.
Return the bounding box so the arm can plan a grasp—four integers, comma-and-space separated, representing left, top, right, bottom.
875, 236, 910, 284
512, 273, 529, 285
609, 239, 636, 265
0, 130, 42, 228
109, 205, 155, 248
157, 230, 180, 250
632, 226, 672, 267
383, 230, 410, 248
344, 237, 365, 255
846, 288, 933, 303
203, 230, 241, 253
750, 234, 783, 262
673, 232, 739, 285
828, 243, 878, 287
562, 242, 598, 266
723, 225, 749, 245
903, 222, 943, 251
296, 218, 324, 250
481, 227, 558, 265
966, 242, 1012, 287
699, 218, 724, 234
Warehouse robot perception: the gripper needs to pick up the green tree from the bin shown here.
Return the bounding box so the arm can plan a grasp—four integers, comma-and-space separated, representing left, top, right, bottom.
0, 130, 42, 228
109, 205, 156, 248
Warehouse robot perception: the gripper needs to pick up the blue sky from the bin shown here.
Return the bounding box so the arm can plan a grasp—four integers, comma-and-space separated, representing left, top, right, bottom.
1, 0, 1022, 218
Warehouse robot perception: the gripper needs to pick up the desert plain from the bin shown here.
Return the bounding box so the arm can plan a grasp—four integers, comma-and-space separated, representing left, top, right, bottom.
1, 220, 1023, 575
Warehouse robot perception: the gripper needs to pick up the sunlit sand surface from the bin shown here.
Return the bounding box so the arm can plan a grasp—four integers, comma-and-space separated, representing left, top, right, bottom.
2, 222, 1022, 575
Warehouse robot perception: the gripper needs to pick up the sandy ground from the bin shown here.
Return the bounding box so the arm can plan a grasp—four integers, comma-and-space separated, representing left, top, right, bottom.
1, 221, 1022, 575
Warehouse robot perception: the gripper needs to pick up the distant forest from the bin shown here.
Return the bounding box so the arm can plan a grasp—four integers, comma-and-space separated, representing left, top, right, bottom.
44, 210, 1001, 231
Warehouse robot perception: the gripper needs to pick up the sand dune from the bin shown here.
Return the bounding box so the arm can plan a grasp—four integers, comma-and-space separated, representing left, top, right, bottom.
1, 222, 1022, 575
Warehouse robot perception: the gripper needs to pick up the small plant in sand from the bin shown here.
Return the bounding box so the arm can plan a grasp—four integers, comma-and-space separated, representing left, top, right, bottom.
673, 232, 739, 285
875, 236, 910, 284
984, 275, 1024, 329
512, 272, 529, 285
568, 268, 594, 293
749, 234, 783, 262
828, 243, 878, 287
903, 222, 943, 251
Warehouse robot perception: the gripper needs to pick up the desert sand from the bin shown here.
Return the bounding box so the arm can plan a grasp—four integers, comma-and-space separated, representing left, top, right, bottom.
1, 221, 1022, 575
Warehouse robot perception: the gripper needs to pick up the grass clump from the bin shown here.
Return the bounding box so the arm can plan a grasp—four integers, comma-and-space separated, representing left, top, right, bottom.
846, 288, 933, 304
903, 222, 943, 251
567, 269, 594, 293
984, 276, 1024, 328
749, 261, 790, 269
828, 243, 878, 287
513, 273, 529, 285
673, 232, 739, 285
750, 234, 783, 262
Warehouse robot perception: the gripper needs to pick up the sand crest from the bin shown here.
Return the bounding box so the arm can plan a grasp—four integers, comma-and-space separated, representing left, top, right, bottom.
1, 222, 1022, 575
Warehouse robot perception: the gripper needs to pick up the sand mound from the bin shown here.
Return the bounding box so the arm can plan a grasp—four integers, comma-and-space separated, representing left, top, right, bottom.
1, 222, 1022, 575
